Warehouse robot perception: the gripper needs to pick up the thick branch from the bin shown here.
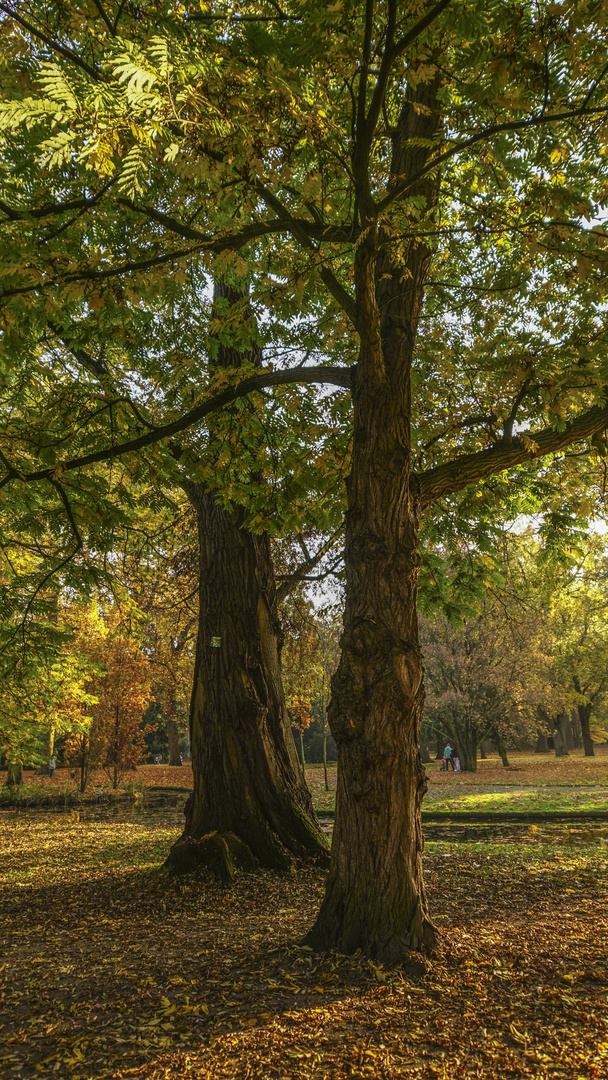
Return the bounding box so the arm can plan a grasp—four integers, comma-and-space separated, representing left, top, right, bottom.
0, 183, 114, 223
416, 401, 608, 508
117, 199, 355, 246
1, 365, 353, 488
0, 244, 205, 300
378, 104, 608, 215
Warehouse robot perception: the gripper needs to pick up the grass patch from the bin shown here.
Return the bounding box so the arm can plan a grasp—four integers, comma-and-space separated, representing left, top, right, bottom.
423, 788, 608, 814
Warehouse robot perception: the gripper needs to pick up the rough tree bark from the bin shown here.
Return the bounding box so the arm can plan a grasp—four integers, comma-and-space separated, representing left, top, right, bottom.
493, 729, 509, 768
457, 722, 479, 774
304, 83, 440, 962
570, 710, 582, 750
167, 485, 329, 878
535, 734, 549, 753
167, 282, 328, 879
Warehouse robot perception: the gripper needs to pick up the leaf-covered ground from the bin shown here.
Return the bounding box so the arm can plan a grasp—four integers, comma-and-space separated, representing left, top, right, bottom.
2, 808, 608, 1079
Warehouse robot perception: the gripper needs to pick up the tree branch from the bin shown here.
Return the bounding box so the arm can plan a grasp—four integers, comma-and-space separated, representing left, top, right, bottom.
416, 400, 608, 508
276, 531, 343, 603
1, 365, 353, 488
253, 182, 359, 329
47, 322, 108, 379
0, 182, 114, 223
91, 0, 115, 35
503, 380, 531, 444
391, 0, 452, 58
117, 198, 355, 246
0, 244, 206, 300
0, 2, 102, 81
377, 104, 608, 216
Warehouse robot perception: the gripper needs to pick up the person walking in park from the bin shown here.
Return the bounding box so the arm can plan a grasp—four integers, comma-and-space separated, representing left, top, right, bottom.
444, 744, 454, 772
49, 755, 56, 779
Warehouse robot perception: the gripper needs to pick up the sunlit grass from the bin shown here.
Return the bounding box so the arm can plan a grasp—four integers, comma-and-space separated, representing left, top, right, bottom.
424, 788, 608, 813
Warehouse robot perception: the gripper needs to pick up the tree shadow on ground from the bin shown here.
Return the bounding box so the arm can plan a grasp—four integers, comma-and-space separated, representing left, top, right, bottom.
2, 821, 608, 1079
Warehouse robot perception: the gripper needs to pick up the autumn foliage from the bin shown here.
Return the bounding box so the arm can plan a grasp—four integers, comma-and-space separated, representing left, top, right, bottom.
66, 620, 154, 790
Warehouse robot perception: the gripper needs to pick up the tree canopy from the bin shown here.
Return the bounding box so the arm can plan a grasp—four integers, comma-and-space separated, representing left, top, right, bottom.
4, 0, 608, 961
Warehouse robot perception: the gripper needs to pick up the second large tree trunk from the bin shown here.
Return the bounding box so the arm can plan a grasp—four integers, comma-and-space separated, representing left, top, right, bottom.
552, 711, 570, 757
167, 281, 328, 878
167, 485, 329, 878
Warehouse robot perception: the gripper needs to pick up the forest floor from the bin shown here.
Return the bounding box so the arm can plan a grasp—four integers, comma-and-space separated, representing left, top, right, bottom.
1, 802, 607, 1079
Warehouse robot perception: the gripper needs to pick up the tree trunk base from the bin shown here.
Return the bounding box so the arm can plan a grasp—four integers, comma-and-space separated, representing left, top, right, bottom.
168, 793, 330, 881
165, 831, 264, 882
302, 904, 438, 965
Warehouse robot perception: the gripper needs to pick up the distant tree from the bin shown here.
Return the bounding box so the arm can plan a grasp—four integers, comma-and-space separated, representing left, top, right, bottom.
93, 629, 154, 789
0, 600, 98, 779
66, 619, 154, 790
289, 697, 314, 770
118, 510, 198, 766
547, 538, 608, 757
281, 583, 341, 787
421, 596, 552, 772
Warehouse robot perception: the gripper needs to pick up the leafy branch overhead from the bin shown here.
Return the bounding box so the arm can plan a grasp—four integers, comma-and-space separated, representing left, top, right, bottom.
1, 0, 608, 510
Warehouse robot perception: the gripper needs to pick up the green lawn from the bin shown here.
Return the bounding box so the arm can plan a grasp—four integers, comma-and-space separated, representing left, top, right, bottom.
304, 757, 608, 816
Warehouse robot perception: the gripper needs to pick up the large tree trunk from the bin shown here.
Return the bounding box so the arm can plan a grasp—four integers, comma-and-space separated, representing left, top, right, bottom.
304, 84, 440, 963
578, 702, 595, 757
570, 710, 582, 750
166, 486, 328, 877
458, 723, 478, 773
167, 280, 328, 878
